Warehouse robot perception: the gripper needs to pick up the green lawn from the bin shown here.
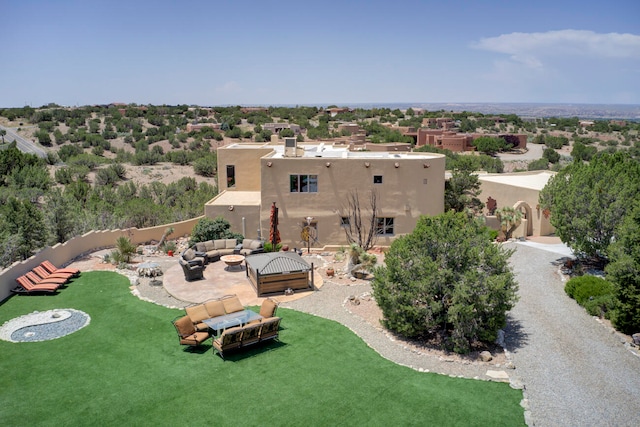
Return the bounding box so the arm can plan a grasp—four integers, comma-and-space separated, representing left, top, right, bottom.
0, 271, 525, 426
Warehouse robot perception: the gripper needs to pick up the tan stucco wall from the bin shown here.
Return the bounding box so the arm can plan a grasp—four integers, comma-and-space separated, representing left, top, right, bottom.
204, 191, 262, 240
0, 217, 202, 302
478, 173, 554, 237
259, 153, 445, 248
217, 145, 273, 192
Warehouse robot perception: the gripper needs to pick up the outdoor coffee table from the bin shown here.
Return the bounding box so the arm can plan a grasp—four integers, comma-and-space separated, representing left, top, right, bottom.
220, 254, 245, 271
203, 310, 263, 335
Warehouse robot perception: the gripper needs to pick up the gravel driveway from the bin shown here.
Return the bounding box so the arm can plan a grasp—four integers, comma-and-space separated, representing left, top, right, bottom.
505, 243, 640, 427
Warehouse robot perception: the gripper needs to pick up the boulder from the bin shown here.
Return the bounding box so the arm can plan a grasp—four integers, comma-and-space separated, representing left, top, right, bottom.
632, 333, 640, 346
479, 351, 493, 362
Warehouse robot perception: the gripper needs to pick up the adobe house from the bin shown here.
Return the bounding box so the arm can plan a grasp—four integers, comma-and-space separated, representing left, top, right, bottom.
477, 171, 555, 238
206, 139, 446, 248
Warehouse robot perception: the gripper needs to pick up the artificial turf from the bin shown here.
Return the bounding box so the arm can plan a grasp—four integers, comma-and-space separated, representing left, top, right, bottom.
0, 271, 525, 426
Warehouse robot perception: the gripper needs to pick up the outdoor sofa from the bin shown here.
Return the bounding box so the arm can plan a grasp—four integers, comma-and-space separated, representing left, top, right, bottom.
212, 316, 281, 359
185, 295, 246, 332
191, 238, 264, 263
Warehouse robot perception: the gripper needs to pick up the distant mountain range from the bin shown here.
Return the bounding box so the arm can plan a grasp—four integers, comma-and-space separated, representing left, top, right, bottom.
340, 103, 640, 120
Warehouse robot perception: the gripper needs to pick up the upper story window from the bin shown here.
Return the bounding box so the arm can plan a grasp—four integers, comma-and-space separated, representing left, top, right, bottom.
376, 217, 394, 236
373, 175, 383, 184
290, 174, 318, 193
226, 165, 235, 188
340, 216, 350, 227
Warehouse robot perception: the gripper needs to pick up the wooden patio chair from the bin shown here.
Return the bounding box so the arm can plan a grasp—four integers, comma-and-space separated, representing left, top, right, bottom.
172, 315, 210, 347
13, 275, 60, 294
40, 260, 80, 277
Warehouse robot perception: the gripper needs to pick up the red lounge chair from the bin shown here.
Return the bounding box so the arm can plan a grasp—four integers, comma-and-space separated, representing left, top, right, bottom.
13, 275, 60, 294
26, 271, 67, 285
40, 260, 80, 277
33, 265, 74, 281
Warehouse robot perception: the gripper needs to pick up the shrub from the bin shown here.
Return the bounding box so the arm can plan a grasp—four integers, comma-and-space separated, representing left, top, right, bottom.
190, 217, 243, 245
263, 242, 282, 252
565, 275, 614, 306
113, 236, 137, 263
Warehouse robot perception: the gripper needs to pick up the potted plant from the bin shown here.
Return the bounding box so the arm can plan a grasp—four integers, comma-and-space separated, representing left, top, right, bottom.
326, 266, 335, 277
162, 241, 177, 257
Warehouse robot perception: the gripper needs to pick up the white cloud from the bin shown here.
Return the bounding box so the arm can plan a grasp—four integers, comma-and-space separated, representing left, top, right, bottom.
472, 30, 640, 68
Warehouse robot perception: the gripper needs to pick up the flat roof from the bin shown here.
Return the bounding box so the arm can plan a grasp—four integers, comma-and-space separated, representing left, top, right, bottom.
478, 171, 555, 191
206, 191, 261, 206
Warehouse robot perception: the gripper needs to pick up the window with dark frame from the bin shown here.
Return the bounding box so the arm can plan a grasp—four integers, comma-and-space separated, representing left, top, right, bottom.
290, 174, 318, 193
340, 216, 350, 227
375, 217, 394, 235
373, 175, 383, 184
226, 165, 235, 187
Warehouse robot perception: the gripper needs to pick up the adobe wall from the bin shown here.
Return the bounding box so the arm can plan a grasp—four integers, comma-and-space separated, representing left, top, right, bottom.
0, 217, 202, 302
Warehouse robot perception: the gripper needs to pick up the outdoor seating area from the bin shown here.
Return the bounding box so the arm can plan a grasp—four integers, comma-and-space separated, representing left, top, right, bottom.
176, 295, 281, 358
178, 238, 264, 281
11, 261, 81, 294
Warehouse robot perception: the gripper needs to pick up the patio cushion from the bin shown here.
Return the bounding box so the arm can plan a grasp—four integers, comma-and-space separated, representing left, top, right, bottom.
259, 298, 278, 318
204, 241, 215, 252
195, 242, 207, 252
205, 300, 226, 318
183, 248, 196, 261
186, 304, 210, 323
222, 296, 244, 314
214, 240, 226, 249
250, 240, 262, 250
225, 239, 237, 249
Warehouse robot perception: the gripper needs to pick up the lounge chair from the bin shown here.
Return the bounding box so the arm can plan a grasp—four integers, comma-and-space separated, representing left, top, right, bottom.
212, 327, 244, 359
13, 275, 61, 294
26, 271, 67, 285
172, 315, 210, 347
33, 266, 74, 281
40, 260, 80, 277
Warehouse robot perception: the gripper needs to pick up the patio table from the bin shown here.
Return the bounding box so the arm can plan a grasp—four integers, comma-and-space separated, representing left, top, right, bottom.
203, 310, 263, 335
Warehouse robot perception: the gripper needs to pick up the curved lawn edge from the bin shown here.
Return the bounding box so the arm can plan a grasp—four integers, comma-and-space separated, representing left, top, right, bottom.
0, 271, 525, 426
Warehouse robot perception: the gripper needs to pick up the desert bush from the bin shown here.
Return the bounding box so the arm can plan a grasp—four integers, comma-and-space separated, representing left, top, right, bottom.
190, 217, 243, 245
113, 236, 137, 263
565, 275, 616, 317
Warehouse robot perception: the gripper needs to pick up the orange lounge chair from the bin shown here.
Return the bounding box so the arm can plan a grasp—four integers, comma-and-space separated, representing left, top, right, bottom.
26, 271, 67, 286
14, 275, 60, 294
40, 260, 80, 277
33, 265, 74, 281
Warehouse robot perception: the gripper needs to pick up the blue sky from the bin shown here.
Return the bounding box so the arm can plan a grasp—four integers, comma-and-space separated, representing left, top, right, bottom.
1, 0, 639, 107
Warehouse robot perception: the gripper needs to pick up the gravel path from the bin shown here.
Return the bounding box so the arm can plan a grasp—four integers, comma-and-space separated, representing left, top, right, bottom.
504, 243, 640, 427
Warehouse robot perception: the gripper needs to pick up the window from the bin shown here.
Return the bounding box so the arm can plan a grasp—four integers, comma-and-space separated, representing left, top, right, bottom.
340, 216, 350, 227
376, 217, 394, 235
226, 165, 235, 188
373, 175, 383, 184
290, 174, 318, 193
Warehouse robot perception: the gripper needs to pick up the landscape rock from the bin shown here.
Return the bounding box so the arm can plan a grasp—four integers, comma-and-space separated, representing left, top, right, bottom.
479, 351, 493, 362
632, 333, 640, 346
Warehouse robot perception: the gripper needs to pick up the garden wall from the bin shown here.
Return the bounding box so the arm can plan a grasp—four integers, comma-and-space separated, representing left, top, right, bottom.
0, 216, 203, 302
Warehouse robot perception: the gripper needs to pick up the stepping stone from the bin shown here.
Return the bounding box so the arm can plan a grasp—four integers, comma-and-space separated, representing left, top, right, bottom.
485, 370, 509, 380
